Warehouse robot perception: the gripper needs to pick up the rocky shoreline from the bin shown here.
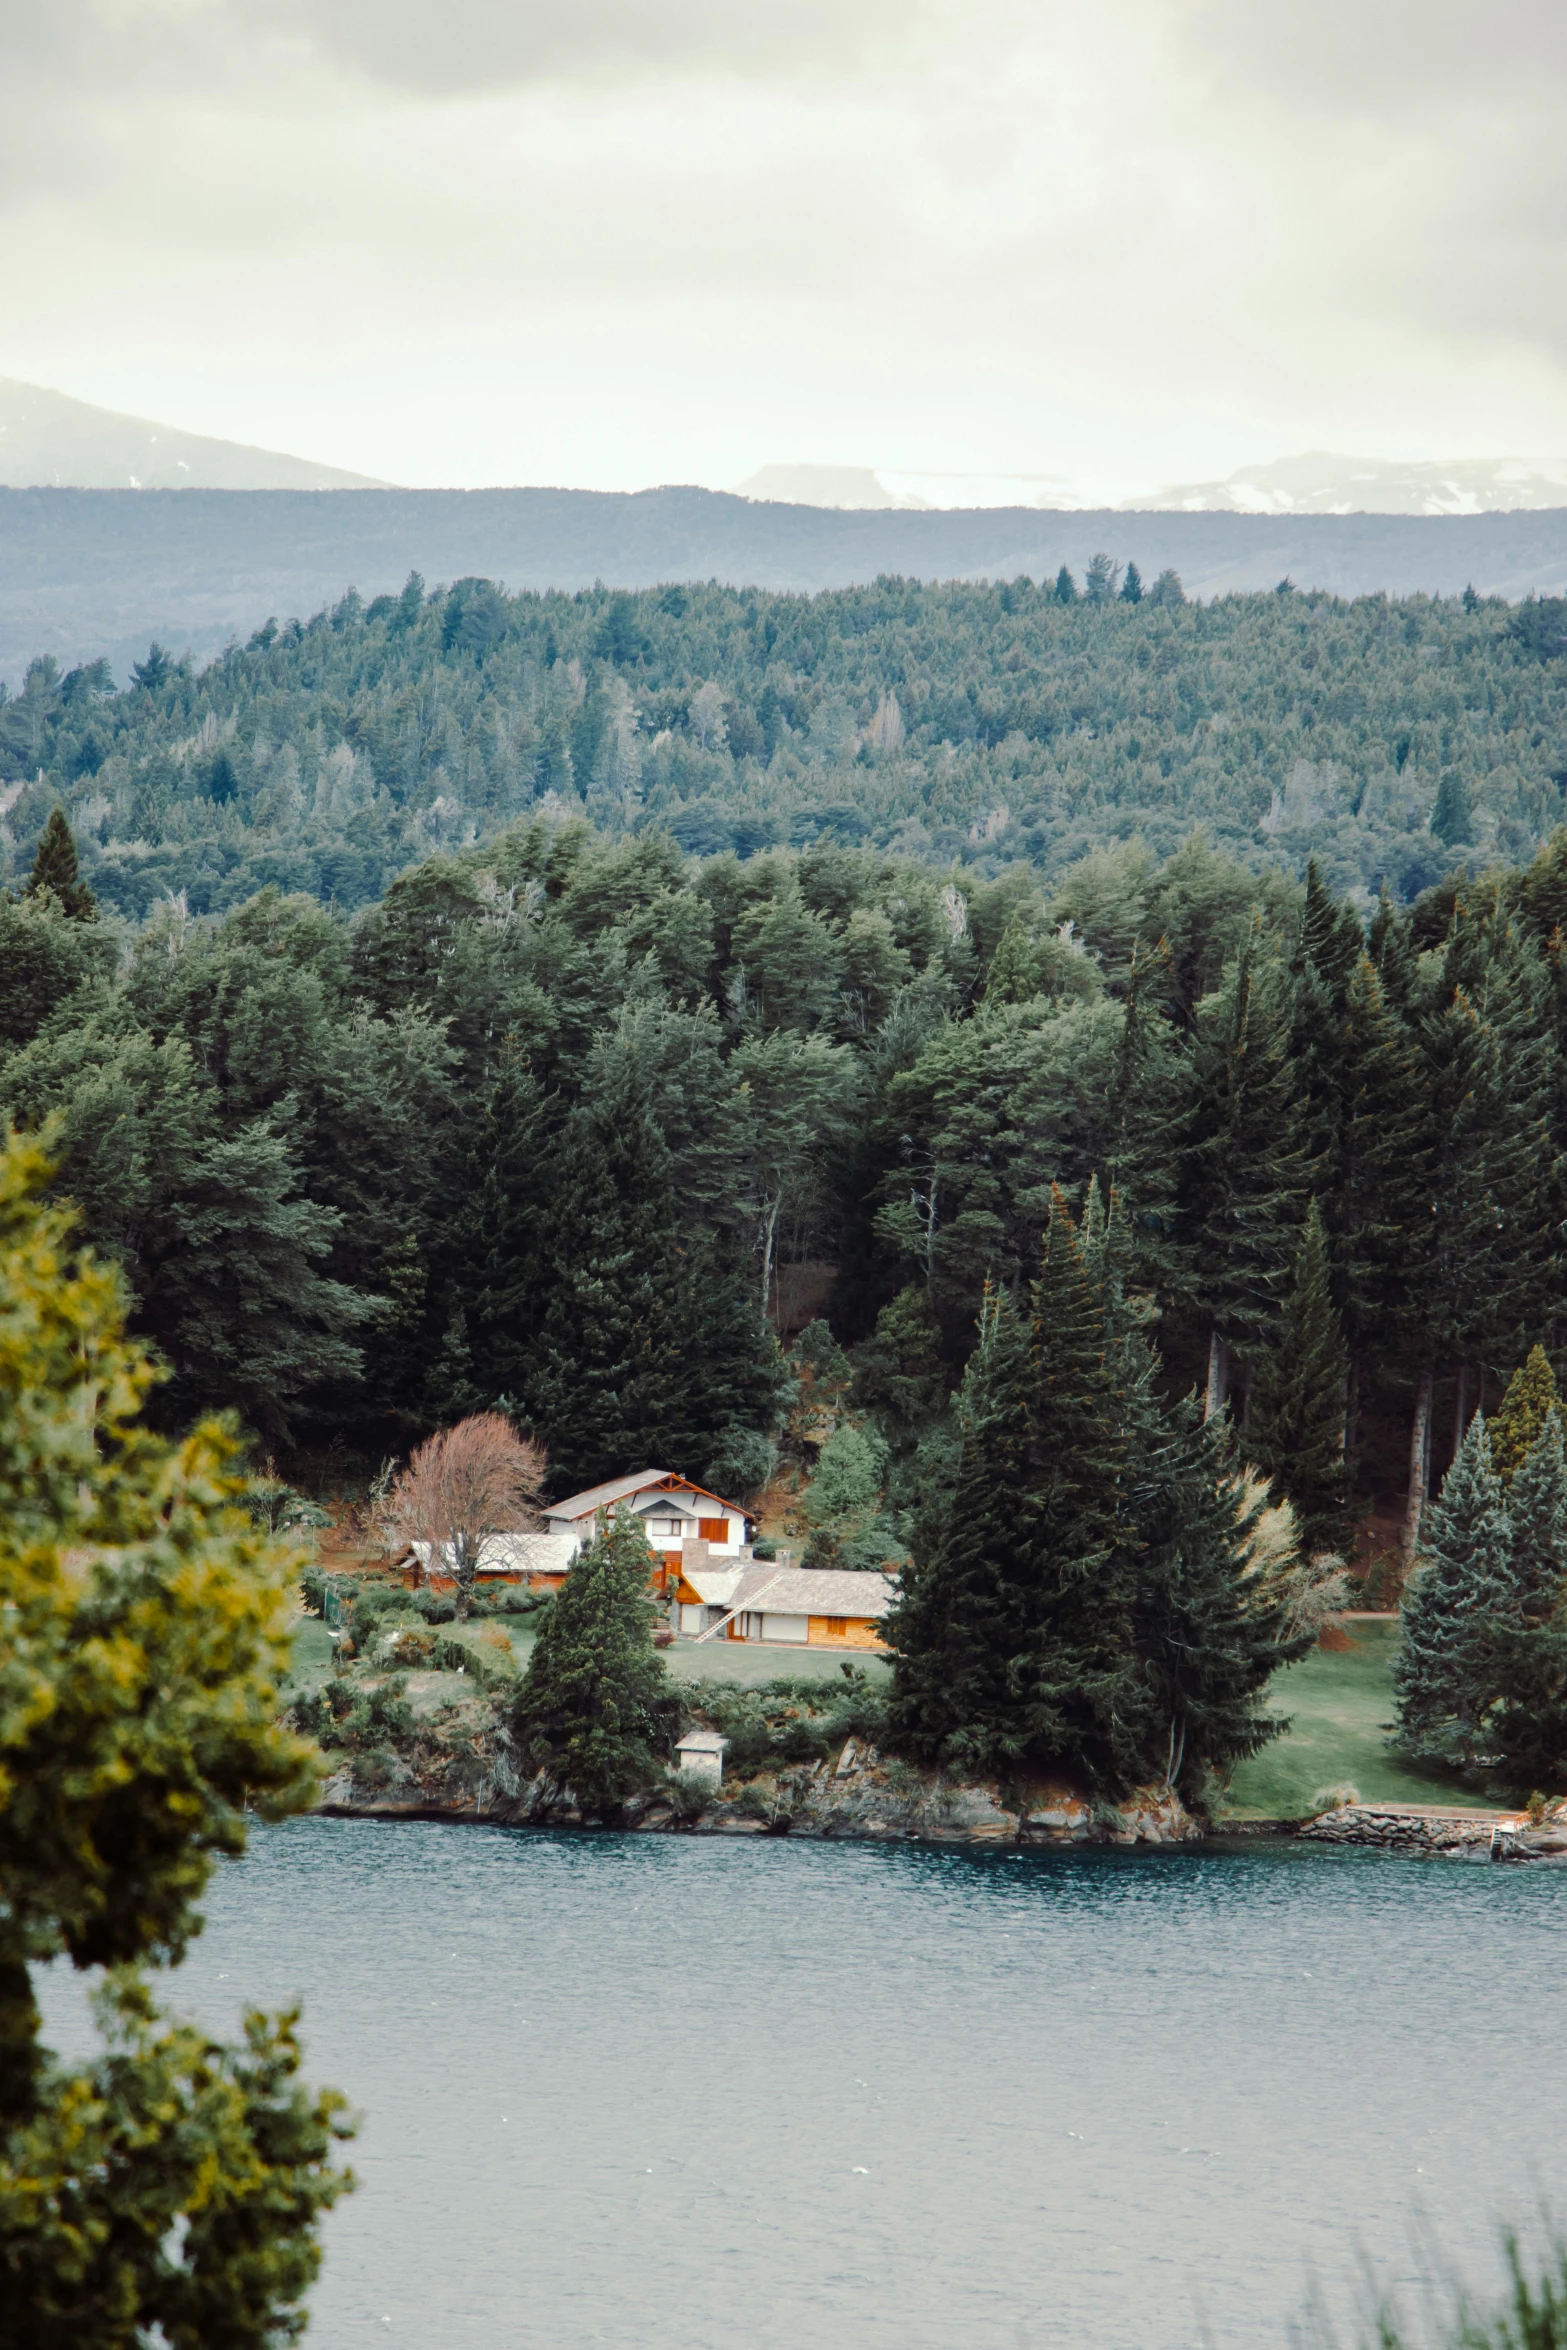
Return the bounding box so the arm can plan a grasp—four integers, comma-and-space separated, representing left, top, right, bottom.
314, 1745, 1567, 1860
318, 1737, 1200, 1846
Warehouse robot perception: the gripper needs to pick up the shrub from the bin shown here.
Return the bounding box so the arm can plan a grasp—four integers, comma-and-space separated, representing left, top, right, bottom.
300, 1564, 327, 1617
734, 1782, 775, 1820
667, 1767, 715, 1823
382, 1622, 435, 1670
777, 1716, 830, 1764
432, 1631, 516, 1690
1310, 1783, 1360, 1813
357, 1746, 401, 1792
478, 1623, 513, 1655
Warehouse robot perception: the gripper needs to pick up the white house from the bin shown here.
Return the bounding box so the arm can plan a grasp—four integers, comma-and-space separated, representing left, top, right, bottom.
544, 1469, 752, 1587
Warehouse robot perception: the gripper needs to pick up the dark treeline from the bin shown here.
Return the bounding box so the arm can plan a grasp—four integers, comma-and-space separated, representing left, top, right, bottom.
5, 571, 1567, 921
7, 804, 1567, 1581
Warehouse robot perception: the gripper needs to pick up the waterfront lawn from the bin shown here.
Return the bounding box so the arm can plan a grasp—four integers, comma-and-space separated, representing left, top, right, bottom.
1223, 1622, 1506, 1818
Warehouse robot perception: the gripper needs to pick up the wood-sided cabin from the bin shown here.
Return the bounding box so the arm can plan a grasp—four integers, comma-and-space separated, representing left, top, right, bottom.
674, 1563, 895, 1651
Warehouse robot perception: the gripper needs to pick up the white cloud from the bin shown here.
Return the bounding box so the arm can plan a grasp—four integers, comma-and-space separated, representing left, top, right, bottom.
1, 0, 1564, 492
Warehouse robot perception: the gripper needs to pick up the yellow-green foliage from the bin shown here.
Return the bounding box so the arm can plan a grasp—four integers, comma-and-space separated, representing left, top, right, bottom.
1490, 1345, 1563, 1487
0, 1128, 318, 1980
0, 1131, 350, 2349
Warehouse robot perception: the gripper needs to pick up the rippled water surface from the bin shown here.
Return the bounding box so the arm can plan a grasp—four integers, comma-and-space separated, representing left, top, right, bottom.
47, 1820, 1567, 2348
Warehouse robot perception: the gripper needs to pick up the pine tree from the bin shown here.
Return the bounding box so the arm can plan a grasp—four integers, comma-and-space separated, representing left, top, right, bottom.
888, 1196, 1138, 1786
1393, 1413, 1514, 1758
1132, 1401, 1307, 1798
1119, 560, 1144, 604
1503, 1406, 1567, 1622
1490, 1346, 1563, 1487
1088, 1180, 1307, 1799
444, 1055, 560, 1409
1431, 769, 1474, 848
1054, 564, 1078, 604
1180, 916, 1314, 1417
521, 1099, 691, 1489
1244, 1201, 1350, 1556
24, 807, 96, 921
885, 1283, 1040, 1769
513, 1507, 679, 1814
1336, 954, 1425, 1466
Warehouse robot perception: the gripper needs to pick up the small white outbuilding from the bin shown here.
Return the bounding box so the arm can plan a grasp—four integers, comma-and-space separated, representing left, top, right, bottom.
673, 1729, 728, 1785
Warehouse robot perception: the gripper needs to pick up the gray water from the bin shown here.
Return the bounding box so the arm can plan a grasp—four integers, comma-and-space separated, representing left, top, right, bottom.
42, 1820, 1567, 2349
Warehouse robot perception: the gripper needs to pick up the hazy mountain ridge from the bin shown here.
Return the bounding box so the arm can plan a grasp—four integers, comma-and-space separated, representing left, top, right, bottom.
0, 380, 382, 493
735, 452, 1567, 518
9, 486, 1567, 688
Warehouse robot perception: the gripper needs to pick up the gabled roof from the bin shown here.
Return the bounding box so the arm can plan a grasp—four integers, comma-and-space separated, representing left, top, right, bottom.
733, 1565, 897, 1620
545, 1467, 748, 1522
680, 1566, 750, 1608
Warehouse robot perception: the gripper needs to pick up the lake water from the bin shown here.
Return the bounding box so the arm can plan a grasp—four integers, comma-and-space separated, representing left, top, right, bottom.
42, 1819, 1567, 2349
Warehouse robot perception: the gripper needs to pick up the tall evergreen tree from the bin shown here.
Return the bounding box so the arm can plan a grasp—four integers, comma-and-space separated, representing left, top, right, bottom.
1088, 1180, 1307, 1800
512, 1508, 678, 1813
441, 1053, 560, 1411
1490, 1345, 1563, 1488
1132, 1401, 1307, 1799
888, 1196, 1138, 1786
521, 1098, 692, 1490
24, 807, 96, 921
1502, 1406, 1567, 1623
1393, 1413, 1514, 1758
1180, 916, 1314, 1417
1430, 769, 1474, 848
520, 1081, 780, 1494
1335, 954, 1425, 1470
1244, 1200, 1350, 1556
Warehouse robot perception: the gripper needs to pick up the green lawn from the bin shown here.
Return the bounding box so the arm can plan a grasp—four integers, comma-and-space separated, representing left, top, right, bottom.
287, 1614, 890, 1695
662, 1639, 893, 1689
286, 1616, 339, 1693
1223, 1622, 1505, 1818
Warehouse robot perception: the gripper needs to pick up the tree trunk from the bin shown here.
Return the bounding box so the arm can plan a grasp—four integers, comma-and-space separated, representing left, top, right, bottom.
1203, 1330, 1230, 1422
759, 1193, 780, 1329
1402, 1366, 1435, 1558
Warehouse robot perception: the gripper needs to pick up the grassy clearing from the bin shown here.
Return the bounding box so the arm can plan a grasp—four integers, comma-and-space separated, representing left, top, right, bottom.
662, 1640, 893, 1688
1223, 1622, 1505, 1818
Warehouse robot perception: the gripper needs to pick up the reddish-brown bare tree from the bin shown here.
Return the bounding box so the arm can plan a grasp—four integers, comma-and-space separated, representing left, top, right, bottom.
381, 1414, 548, 1619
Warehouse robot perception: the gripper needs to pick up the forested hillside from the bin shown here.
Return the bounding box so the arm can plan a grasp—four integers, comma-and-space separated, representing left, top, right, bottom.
6, 804, 1567, 1578
6, 573, 1567, 921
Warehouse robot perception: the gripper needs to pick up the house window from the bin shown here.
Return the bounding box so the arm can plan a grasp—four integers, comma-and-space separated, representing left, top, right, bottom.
825, 1618, 848, 1637
649, 1517, 685, 1537
698, 1517, 728, 1543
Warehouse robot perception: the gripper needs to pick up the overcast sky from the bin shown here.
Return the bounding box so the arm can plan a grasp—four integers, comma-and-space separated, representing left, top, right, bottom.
4, 0, 1566, 493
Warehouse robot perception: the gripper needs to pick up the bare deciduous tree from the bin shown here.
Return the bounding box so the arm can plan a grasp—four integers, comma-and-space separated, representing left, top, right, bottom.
381, 1414, 548, 1620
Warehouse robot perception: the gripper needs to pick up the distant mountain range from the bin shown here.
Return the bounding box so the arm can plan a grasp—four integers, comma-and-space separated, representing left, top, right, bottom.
8, 486, 1567, 686
0, 380, 382, 491
736, 454, 1567, 518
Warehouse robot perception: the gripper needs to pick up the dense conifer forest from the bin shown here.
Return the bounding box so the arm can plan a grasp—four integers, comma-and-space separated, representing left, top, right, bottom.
7, 781, 1567, 1568
6, 572, 1567, 920
10, 571, 1567, 1791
